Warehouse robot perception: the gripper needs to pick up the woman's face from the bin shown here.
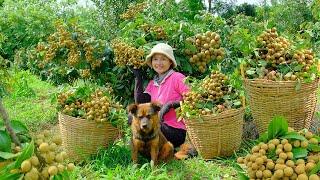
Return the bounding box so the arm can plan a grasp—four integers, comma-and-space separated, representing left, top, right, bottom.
151, 53, 172, 75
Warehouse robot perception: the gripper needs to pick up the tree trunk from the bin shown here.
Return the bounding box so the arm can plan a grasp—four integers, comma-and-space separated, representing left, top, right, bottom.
0, 99, 21, 146
208, 0, 212, 12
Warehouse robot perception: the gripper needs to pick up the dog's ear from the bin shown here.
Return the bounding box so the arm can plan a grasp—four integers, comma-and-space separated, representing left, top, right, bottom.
151, 101, 162, 112
128, 104, 138, 115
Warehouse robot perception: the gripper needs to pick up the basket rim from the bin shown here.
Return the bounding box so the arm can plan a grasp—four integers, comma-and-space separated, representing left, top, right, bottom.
244, 78, 319, 85
58, 112, 118, 127
184, 107, 244, 122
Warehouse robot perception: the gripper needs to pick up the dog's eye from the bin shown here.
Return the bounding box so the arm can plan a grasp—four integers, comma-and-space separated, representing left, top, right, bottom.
146, 115, 151, 119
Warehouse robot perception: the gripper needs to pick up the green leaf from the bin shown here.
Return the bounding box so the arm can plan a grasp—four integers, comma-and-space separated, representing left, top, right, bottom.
0, 172, 22, 180
309, 161, 320, 175
295, 79, 302, 91
246, 69, 256, 75
14, 141, 34, 169
268, 116, 288, 140
233, 163, 249, 180
281, 132, 307, 141
10, 121, 28, 134
292, 147, 308, 159
258, 132, 268, 143
308, 144, 320, 152
0, 151, 21, 160
0, 130, 11, 152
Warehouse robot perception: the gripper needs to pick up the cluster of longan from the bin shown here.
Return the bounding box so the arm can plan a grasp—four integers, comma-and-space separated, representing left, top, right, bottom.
38, 22, 104, 77
58, 88, 123, 123
140, 24, 167, 40
111, 39, 145, 68
120, 2, 147, 20
238, 128, 320, 180
257, 28, 291, 66
19, 130, 74, 180
293, 50, 315, 72
185, 31, 224, 73
181, 71, 232, 116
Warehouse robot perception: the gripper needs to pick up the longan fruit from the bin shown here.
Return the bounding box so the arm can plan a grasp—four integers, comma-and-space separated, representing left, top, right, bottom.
309, 138, 318, 144
281, 139, 289, 145
21, 160, 32, 172
286, 152, 293, 159
284, 143, 292, 152
305, 131, 313, 139
296, 159, 305, 165
305, 162, 316, 172
277, 144, 284, 150
268, 143, 275, 150
276, 148, 283, 155
284, 167, 294, 177
259, 165, 266, 171
67, 163, 75, 171
276, 158, 285, 164
279, 152, 288, 160
250, 154, 257, 162
293, 140, 301, 147
60, 151, 68, 159
274, 169, 284, 178
251, 163, 259, 170
49, 143, 57, 151
52, 136, 62, 145
256, 170, 263, 179
300, 141, 308, 148
309, 174, 320, 180
295, 164, 305, 174
252, 145, 260, 153
57, 164, 65, 172
261, 143, 269, 150
41, 167, 49, 178
275, 163, 286, 170
55, 154, 64, 163
237, 157, 244, 163
259, 149, 266, 155
48, 166, 58, 176
43, 130, 50, 137
297, 174, 308, 180
30, 156, 39, 166
256, 157, 264, 165
288, 127, 295, 132
272, 139, 280, 146
286, 160, 295, 167
39, 143, 49, 153
263, 169, 272, 178
266, 161, 275, 170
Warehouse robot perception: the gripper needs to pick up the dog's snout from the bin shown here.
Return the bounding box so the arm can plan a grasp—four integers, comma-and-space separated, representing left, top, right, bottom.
140, 117, 149, 129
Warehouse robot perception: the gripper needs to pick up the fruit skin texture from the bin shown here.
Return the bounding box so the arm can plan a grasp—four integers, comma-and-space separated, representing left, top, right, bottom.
309, 174, 320, 180
48, 166, 58, 176
297, 174, 308, 180
21, 160, 32, 173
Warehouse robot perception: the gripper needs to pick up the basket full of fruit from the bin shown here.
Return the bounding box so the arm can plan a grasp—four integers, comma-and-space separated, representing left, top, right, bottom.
56, 83, 126, 160
243, 28, 319, 133
179, 70, 244, 159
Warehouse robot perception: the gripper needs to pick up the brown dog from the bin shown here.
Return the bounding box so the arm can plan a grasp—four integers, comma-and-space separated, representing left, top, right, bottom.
128, 102, 174, 166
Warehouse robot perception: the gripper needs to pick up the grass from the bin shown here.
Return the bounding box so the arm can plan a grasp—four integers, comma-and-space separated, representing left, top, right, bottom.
3, 69, 57, 132
2, 69, 242, 179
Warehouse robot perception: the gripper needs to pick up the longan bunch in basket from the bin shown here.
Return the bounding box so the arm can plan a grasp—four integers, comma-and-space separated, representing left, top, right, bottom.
19, 130, 74, 180
120, 2, 147, 20
237, 128, 320, 180
293, 50, 315, 72
111, 39, 145, 68
201, 71, 228, 101
256, 27, 291, 66
185, 31, 225, 73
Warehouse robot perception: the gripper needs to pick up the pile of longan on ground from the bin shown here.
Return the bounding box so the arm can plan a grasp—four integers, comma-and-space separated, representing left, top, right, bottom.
19, 130, 74, 180
237, 128, 320, 180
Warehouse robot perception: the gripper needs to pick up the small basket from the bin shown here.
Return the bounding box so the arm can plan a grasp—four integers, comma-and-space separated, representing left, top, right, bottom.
244, 79, 318, 133
58, 112, 120, 161
185, 108, 244, 159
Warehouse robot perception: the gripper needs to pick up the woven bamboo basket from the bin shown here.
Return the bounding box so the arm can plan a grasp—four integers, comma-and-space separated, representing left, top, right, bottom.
184, 108, 244, 159
244, 79, 318, 134
58, 113, 120, 161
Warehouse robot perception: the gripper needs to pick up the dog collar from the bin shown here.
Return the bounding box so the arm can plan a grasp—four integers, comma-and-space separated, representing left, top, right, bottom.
135, 131, 157, 142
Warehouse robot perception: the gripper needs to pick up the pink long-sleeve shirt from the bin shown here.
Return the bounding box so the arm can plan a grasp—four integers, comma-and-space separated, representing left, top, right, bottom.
145, 71, 189, 130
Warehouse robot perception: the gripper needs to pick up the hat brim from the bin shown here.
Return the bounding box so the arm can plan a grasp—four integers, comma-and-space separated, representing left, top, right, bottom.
146, 51, 177, 68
